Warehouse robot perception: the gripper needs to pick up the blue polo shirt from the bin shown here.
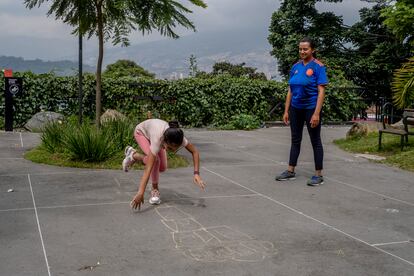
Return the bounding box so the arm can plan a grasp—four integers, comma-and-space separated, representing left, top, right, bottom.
288, 59, 328, 109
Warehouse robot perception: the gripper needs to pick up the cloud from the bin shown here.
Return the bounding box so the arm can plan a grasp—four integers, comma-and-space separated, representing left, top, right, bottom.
188, 0, 279, 32
0, 13, 74, 39
0, 0, 49, 16
0, 0, 374, 60
317, 0, 374, 25
0, 1, 74, 41
0, 0, 371, 40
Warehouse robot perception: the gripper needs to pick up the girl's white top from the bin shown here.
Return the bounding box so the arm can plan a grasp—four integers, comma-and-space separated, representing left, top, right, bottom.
135, 119, 188, 155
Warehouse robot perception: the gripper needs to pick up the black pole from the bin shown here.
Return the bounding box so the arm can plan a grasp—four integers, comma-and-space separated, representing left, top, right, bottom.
4, 81, 13, 131
78, 26, 83, 124
4, 77, 23, 131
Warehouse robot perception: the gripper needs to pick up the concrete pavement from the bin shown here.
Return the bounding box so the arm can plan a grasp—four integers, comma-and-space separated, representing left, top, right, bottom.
0, 127, 413, 275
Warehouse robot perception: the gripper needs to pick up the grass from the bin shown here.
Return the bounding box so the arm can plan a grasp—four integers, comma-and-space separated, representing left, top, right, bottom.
25, 145, 189, 170
334, 132, 414, 172
25, 117, 189, 170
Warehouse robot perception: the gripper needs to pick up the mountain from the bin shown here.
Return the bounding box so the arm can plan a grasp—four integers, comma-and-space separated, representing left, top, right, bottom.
94, 28, 280, 79
1, 28, 280, 79
0, 56, 95, 76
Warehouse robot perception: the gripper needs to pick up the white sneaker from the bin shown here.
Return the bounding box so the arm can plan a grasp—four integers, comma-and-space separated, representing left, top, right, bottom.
122, 146, 136, 172
149, 189, 161, 205
124, 146, 135, 157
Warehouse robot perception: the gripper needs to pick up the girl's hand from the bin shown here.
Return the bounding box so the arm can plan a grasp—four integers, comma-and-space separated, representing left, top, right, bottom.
310, 113, 320, 128
193, 174, 206, 191
130, 192, 144, 210
283, 112, 289, 125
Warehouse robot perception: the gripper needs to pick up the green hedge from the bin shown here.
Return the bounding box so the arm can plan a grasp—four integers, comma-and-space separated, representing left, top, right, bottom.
157, 77, 287, 126
0, 72, 365, 128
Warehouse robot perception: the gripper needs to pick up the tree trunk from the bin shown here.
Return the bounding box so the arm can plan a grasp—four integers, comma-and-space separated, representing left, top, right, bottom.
95, 0, 104, 127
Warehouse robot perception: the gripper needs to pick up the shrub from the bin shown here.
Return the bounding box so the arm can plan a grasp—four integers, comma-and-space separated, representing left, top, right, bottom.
64, 122, 117, 162
41, 121, 65, 153
100, 118, 136, 151
220, 114, 261, 130
0, 72, 366, 129
0, 116, 4, 130
37, 117, 137, 162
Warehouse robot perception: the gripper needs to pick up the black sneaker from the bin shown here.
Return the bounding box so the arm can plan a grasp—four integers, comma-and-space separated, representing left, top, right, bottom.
275, 170, 296, 181
307, 176, 324, 186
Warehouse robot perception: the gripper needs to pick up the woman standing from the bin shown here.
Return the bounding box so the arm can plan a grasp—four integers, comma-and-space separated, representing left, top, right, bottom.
275, 37, 328, 186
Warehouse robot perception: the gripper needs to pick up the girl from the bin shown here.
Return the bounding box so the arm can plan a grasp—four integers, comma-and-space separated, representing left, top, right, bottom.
123, 119, 205, 210
275, 37, 328, 186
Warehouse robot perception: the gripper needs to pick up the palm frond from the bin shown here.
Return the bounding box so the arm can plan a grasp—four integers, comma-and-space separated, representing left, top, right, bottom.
392, 56, 414, 109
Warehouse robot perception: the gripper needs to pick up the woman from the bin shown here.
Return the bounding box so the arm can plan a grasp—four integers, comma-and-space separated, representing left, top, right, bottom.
275, 37, 328, 186
123, 119, 205, 210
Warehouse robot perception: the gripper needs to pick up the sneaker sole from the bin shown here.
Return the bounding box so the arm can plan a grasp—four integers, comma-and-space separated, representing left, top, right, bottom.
276, 177, 296, 181
307, 181, 324, 186
149, 198, 161, 205
122, 157, 131, 172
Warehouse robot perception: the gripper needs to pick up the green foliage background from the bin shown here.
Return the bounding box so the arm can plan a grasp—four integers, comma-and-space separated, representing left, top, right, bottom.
268, 1, 413, 100
0, 72, 365, 129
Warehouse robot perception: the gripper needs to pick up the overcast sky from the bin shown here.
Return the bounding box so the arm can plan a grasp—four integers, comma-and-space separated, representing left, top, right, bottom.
0, 0, 372, 61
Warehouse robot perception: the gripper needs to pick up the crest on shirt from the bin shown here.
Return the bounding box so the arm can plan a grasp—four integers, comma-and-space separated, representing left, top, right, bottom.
306, 68, 314, 76
294, 70, 298, 74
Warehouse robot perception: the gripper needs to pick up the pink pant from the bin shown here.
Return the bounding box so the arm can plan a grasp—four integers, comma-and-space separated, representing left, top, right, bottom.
134, 131, 167, 184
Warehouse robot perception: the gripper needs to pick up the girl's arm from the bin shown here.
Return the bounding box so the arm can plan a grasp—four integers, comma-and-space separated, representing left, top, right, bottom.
310, 85, 326, 128
185, 143, 206, 190
130, 152, 156, 210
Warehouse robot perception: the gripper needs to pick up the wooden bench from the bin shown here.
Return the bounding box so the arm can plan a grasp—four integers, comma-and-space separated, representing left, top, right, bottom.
379, 104, 414, 150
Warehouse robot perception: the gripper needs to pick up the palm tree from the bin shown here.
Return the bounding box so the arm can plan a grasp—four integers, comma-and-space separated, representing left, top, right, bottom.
392, 56, 414, 109
25, 0, 207, 126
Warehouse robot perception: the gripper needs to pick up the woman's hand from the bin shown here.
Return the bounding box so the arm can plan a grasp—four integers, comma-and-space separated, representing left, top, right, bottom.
283, 112, 289, 125
130, 192, 144, 210
193, 174, 206, 191
310, 113, 320, 128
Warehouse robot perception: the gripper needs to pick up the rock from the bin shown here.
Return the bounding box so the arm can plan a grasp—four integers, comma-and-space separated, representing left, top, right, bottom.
24, 111, 64, 132
346, 122, 381, 139
100, 109, 126, 123
346, 122, 369, 139
391, 119, 404, 128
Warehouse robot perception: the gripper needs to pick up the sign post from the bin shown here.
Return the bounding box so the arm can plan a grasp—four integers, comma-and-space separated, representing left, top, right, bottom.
4, 77, 23, 131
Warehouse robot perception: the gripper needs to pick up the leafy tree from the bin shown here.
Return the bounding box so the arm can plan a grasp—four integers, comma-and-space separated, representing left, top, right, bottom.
208, 61, 267, 80
381, 0, 414, 108
104, 60, 155, 78
188, 54, 198, 77
344, 2, 412, 99
268, 0, 344, 77
25, 0, 207, 126
268, 0, 412, 99
392, 56, 414, 109
381, 0, 414, 46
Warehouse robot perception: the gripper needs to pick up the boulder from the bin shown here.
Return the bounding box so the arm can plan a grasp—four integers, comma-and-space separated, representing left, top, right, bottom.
391, 119, 404, 128
24, 111, 64, 132
100, 109, 126, 123
346, 122, 369, 139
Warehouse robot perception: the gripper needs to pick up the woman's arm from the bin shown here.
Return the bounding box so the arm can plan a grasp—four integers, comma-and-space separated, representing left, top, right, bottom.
185, 143, 205, 190
283, 87, 292, 125
310, 85, 326, 128
130, 152, 156, 210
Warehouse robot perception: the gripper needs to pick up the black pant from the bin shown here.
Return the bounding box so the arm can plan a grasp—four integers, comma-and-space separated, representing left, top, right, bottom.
288, 106, 323, 171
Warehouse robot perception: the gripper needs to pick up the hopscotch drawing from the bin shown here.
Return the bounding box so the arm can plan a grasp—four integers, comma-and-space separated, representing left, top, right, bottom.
155, 204, 278, 262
